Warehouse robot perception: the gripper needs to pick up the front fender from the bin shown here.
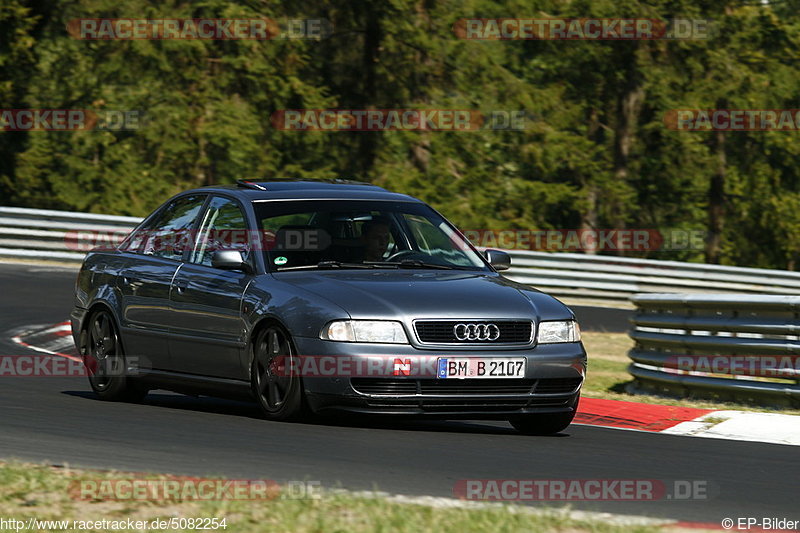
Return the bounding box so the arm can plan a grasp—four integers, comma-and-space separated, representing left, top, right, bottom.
242, 276, 351, 344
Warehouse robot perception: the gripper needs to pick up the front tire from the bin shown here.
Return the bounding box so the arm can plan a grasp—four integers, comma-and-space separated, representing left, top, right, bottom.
83, 310, 147, 402
510, 395, 579, 435
250, 324, 305, 421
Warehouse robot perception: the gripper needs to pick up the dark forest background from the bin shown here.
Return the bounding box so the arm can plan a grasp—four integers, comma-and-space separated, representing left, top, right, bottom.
3, 0, 800, 268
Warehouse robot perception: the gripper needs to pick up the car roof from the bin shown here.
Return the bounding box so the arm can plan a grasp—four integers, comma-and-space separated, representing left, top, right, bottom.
193, 179, 422, 203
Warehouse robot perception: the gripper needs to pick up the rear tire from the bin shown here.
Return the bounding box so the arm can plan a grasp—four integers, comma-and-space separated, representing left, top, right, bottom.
250, 324, 306, 421
83, 310, 147, 402
510, 395, 579, 435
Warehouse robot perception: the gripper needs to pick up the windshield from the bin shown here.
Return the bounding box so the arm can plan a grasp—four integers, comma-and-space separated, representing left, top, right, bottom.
253, 200, 488, 271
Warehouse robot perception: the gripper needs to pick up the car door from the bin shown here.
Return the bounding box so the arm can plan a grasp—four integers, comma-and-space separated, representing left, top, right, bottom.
116, 194, 207, 371
167, 195, 253, 379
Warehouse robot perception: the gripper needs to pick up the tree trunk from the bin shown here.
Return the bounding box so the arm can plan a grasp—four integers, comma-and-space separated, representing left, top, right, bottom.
705, 128, 726, 264
581, 108, 601, 255
580, 185, 599, 254
357, 1, 381, 178
611, 62, 644, 256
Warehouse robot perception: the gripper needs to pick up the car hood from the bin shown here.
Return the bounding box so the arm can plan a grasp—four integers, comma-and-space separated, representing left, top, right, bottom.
271, 270, 574, 321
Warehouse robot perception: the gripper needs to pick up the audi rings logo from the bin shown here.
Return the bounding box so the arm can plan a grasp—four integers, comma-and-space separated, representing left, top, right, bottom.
453, 323, 500, 341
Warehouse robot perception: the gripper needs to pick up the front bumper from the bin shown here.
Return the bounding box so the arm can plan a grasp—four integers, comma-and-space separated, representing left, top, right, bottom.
294, 337, 586, 417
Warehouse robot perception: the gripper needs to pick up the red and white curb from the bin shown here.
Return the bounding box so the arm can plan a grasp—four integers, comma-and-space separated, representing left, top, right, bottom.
661, 410, 800, 446
7, 321, 800, 446
576, 398, 714, 432
576, 397, 800, 446
10, 321, 80, 362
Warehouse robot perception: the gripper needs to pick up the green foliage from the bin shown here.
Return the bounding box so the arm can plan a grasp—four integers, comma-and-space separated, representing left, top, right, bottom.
1, 0, 800, 268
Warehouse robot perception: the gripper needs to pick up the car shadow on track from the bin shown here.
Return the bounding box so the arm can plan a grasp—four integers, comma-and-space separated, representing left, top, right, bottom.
62, 390, 571, 437
62, 390, 265, 418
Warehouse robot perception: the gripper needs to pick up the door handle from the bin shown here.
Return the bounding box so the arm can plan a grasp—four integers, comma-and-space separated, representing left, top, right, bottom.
175, 280, 189, 294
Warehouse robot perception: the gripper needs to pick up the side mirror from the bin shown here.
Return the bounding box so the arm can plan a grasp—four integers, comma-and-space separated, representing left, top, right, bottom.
484, 249, 511, 271
211, 250, 253, 273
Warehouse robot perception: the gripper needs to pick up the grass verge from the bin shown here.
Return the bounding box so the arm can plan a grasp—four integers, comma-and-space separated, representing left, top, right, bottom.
0, 460, 724, 533
581, 331, 800, 415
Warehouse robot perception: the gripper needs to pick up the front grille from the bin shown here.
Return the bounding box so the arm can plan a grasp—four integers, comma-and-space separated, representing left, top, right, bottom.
420, 379, 535, 394
351, 378, 537, 396
414, 320, 533, 344
351, 379, 417, 395
420, 399, 530, 411
535, 378, 582, 394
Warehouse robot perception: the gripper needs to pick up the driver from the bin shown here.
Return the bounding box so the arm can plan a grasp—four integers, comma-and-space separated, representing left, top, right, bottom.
361, 218, 391, 262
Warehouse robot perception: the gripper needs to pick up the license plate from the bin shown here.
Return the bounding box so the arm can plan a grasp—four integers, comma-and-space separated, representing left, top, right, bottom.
436, 358, 526, 379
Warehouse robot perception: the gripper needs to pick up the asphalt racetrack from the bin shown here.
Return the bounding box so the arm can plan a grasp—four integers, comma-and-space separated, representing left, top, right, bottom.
0, 262, 796, 523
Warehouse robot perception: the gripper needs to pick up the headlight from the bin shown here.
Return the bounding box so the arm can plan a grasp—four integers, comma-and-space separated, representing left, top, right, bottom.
321, 320, 409, 344
536, 320, 581, 343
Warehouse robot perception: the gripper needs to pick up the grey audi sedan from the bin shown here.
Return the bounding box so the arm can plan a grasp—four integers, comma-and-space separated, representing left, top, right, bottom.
71, 179, 586, 434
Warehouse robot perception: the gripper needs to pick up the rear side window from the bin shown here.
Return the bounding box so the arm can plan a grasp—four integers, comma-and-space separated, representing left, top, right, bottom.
124, 195, 206, 260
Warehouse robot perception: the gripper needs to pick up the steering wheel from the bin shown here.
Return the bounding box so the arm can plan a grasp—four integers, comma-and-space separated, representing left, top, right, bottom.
384, 249, 418, 262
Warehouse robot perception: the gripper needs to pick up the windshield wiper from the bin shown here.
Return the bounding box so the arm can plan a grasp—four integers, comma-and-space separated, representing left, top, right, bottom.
370, 259, 454, 270
276, 261, 385, 271
316, 260, 380, 269
277, 260, 456, 271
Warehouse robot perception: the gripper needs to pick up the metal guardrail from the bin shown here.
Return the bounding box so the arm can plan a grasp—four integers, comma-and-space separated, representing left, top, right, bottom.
4, 206, 800, 301
0, 206, 141, 263
504, 250, 800, 299
627, 294, 800, 406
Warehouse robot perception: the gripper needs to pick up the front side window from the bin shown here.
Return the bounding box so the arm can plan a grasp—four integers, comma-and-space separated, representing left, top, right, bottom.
190, 196, 249, 267
253, 200, 487, 271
